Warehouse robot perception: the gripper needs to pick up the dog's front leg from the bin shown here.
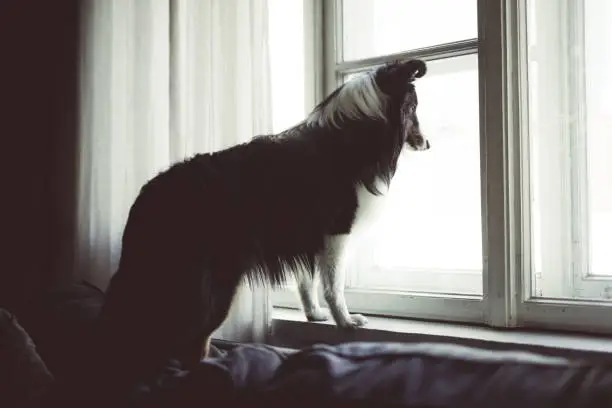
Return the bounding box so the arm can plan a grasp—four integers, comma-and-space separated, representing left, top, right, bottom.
297, 268, 329, 322
318, 235, 368, 329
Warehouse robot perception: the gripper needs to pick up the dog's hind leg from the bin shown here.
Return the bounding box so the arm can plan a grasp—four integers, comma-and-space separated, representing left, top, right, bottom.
196, 274, 240, 361
318, 235, 368, 329
170, 268, 241, 368
296, 265, 329, 322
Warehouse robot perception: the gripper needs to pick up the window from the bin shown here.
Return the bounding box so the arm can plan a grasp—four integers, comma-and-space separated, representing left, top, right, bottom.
528, 0, 612, 300
270, 0, 612, 334
519, 0, 612, 331
341, 54, 482, 298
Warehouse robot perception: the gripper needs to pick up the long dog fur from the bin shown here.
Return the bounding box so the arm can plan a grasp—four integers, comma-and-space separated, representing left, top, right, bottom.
89, 59, 430, 398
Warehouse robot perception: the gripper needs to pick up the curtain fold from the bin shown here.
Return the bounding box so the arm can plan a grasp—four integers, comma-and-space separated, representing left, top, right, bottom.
75, 0, 272, 343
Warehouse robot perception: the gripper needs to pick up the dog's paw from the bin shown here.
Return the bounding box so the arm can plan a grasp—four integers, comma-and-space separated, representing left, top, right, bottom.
306, 308, 330, 322
338, 314, 368, 329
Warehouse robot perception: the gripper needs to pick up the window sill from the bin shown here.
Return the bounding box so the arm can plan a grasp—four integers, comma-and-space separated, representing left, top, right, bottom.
270, 307, 612, 360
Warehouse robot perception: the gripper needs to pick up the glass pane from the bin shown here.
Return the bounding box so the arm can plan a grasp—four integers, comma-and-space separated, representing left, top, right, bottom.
342, 0, 478, 62
269, 0, 305, 133
527, 0, 612, 300
343, 54, 483, 296
585, 0, 612, 278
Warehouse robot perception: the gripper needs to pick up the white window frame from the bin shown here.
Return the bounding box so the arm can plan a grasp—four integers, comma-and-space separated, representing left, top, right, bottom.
271, 0, 612, 335
528, 0, 612, 301
515, 0, 612, 334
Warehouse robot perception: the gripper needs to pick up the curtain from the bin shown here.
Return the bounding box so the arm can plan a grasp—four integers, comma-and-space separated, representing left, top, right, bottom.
75, 0, 272, 343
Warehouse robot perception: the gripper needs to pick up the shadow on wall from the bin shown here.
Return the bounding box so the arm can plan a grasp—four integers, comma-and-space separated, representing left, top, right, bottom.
0, 0, 82, 317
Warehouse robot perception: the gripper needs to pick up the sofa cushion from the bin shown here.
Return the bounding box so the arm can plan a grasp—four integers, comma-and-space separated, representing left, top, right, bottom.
22, 281, 105, 382
198, 342, 612, 408
0, 308, 53, 408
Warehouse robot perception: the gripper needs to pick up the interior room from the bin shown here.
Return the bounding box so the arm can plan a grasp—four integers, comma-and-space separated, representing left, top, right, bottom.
2, 1, 612, 407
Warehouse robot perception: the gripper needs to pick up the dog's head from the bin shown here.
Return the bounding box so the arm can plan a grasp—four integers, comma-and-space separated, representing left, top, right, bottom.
373, 59, 429, 151
306, 59, 429, 152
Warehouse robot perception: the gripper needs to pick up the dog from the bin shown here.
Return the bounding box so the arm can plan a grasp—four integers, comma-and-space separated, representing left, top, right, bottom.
92, 59, 430, 396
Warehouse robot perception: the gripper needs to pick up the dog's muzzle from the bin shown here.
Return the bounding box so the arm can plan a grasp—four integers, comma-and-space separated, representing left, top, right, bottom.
414, 139, 430, 151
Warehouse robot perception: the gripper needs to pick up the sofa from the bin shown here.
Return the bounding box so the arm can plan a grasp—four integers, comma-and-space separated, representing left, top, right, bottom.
2, 282, 612, 408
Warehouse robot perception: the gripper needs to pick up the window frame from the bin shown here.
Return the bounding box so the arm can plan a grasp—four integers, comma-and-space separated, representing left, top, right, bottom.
527, 0, 612, 301
270, 0, 612, 335
272, 0, 496, 326
514, 0, 612, 334
565, 0, 612, 296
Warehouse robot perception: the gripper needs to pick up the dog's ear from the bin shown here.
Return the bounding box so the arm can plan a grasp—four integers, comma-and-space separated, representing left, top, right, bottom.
397, 59, 427, 81
384, 59, 427, 82
375, 59, 427, 96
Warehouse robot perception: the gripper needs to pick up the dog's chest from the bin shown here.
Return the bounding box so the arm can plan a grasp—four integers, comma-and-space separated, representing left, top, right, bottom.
351, 179, 390, 233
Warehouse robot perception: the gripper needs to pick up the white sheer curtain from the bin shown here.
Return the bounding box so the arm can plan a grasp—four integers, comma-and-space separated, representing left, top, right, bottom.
75, 0, 272, 343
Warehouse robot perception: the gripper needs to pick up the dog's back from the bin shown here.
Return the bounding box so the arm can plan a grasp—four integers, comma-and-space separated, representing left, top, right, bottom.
125, 130, 359, 266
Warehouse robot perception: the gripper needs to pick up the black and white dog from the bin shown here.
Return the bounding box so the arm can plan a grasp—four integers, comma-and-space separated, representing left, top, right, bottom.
94, 59, 429, 392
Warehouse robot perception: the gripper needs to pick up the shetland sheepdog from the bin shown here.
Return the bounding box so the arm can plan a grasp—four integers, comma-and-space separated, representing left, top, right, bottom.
94, 59, 430, 394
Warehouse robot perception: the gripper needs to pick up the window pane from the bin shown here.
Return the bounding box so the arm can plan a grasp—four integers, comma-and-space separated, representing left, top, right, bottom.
269, 0, 305, 133
342, 0, 477, 62
343, 54, 483, 296
527, 0, 612, 300
585, 0, 612, 278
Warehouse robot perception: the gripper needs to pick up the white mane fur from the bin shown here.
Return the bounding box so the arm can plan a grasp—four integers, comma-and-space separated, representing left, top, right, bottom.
306, 72, 388, 129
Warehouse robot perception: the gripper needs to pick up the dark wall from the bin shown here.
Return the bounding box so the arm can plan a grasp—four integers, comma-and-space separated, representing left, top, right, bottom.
0, 0, 81, 316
